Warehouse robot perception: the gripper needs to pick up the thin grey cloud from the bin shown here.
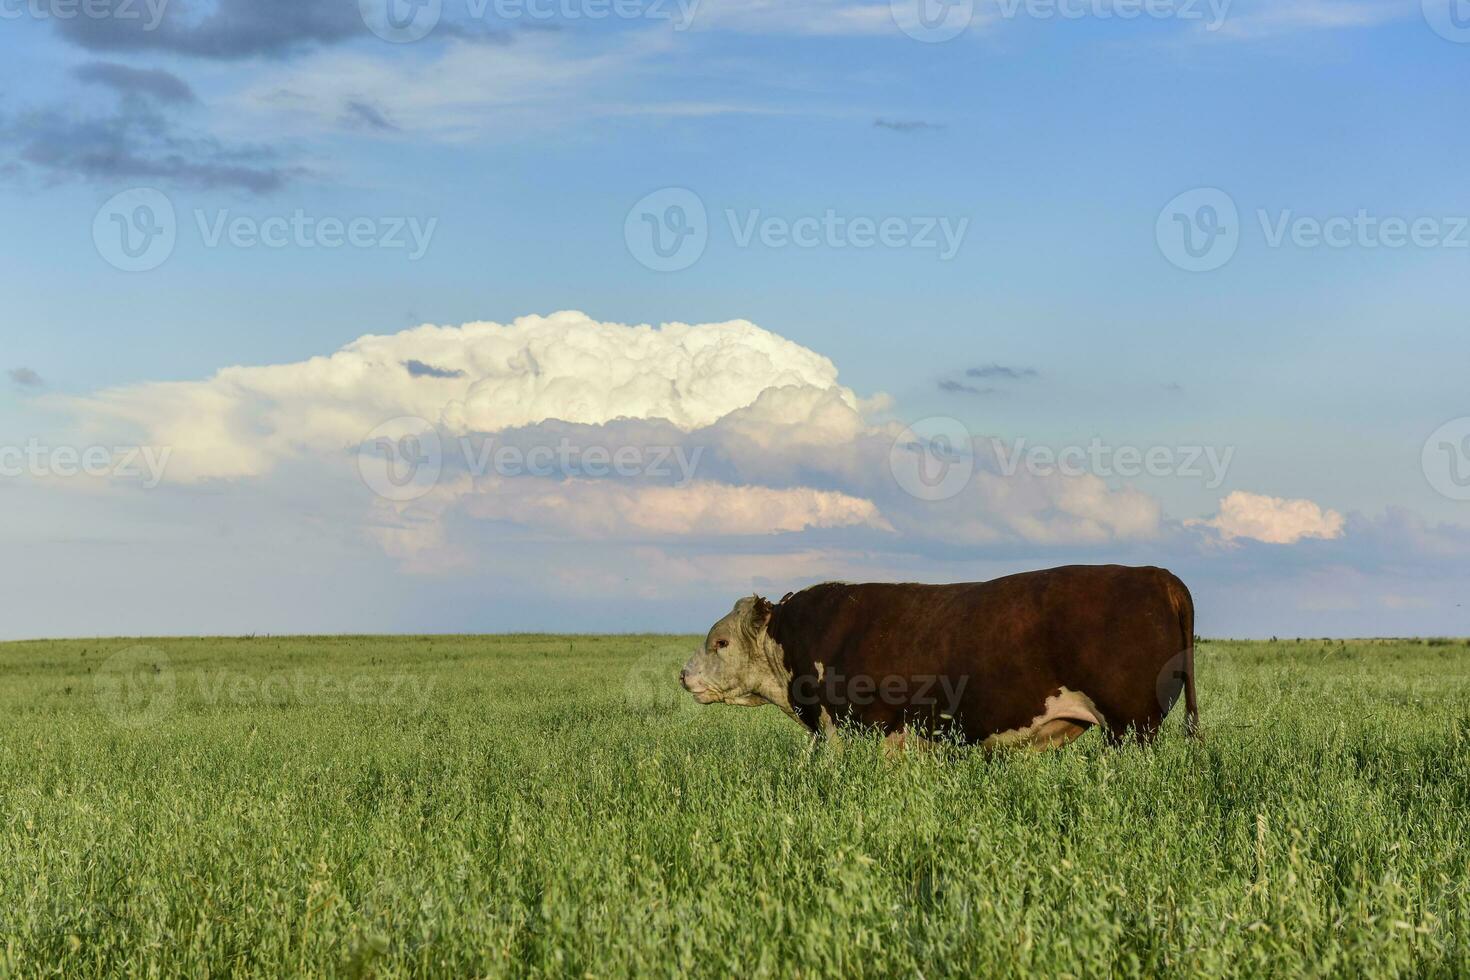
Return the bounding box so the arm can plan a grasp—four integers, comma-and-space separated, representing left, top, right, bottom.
344, 100, 397, 132
73, 63, 196, 104
53, 0, 364, 60
967, 364, 1039, 381
4, 91, 302, 194
405, 360, 465, 379
938, 380, 995, 396
875, 118, 945, 133
52, 0, 515, 59
436, 21, 518, 43
8, 368, 44, 389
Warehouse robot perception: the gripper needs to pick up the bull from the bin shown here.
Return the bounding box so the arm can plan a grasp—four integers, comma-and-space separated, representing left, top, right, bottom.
679, 564, 1198, 750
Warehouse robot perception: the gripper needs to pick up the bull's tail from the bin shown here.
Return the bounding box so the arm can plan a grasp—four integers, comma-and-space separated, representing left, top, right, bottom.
1167, 574, 1200, 738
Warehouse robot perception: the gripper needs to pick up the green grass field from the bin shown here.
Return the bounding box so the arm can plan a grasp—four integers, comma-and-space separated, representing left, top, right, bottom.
1, 635, 1468, 977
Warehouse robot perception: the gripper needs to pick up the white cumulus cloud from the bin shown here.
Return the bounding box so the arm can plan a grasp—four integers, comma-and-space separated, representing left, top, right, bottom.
69, 310, 854, 483
1197, 490, 1345, 545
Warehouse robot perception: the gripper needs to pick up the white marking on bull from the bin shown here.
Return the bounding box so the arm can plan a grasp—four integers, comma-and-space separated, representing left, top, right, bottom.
981, 687, 1105, 751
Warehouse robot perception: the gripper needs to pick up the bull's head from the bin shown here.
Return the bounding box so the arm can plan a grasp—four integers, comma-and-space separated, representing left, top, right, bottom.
680, 595, 787, 708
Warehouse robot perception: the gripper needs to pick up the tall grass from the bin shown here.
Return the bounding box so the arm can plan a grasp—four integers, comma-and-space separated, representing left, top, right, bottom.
1, 635, 1466, 977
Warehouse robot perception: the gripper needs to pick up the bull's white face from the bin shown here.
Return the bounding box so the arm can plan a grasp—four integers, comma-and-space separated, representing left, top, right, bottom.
680, 596, 784, 708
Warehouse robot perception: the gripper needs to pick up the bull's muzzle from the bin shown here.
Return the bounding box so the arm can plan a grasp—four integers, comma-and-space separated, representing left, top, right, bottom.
679, 660, 717, 703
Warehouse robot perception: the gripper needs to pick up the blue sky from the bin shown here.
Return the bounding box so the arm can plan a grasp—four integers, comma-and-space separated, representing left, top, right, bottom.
2, 0, 1468, 639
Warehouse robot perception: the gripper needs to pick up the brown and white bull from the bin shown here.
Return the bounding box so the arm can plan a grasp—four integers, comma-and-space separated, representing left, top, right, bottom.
680, 564, 1198, 750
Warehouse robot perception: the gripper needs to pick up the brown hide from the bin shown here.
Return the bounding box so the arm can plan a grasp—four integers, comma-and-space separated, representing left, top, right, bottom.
766, 564, 1197, 744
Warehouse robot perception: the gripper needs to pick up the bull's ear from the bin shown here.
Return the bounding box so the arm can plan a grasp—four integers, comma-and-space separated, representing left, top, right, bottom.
750, 595, 774, 630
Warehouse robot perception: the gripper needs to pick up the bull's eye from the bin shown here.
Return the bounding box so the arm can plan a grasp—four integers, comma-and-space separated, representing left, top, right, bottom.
715, 639, 730, 650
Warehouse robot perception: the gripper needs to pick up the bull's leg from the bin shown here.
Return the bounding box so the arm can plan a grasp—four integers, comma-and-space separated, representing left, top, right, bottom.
801, 707, 843, 757
803, 731, 822, 758
1099, 716, 1163, 746
801, 728, 845, 762
883, 728, 942, 758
